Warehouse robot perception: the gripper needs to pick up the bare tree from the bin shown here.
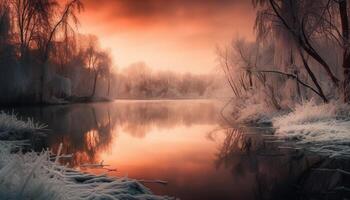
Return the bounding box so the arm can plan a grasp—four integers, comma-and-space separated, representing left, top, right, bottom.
84, 36, 111, 97
9, 0, 82, 102
39, 0, 82, 102
11, 0, 52, 60
338, 0, 350, 102
0, 1, 11, 47
254, 0, 350, 103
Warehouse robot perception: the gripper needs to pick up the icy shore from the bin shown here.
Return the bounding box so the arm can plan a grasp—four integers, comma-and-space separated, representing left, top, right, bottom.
272, 101, 350, 158
231, 100, 350, 157
0, 112, 173, 200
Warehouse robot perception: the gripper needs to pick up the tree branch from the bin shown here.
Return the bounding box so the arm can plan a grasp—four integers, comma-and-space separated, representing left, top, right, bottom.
253, 69, 326, 100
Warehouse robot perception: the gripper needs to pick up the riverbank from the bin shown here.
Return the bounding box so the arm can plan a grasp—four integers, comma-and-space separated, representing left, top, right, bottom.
0, 112, 172, 200
0, 96, 112, 107
229, 99, 350, 158
0, 96, 222, 107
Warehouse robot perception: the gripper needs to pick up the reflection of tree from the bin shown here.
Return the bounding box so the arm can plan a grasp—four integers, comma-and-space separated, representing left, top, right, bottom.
215, 128, 319, 200
10, 100, 219, 167
113, 101, 219, 137
67, 106, 114, 166
85, 130, 100, 151
9, 104, 114, 167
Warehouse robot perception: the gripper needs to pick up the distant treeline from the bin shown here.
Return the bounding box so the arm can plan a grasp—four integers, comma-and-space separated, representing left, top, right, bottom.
113, 63, 223, 99
0, 0, 223, 104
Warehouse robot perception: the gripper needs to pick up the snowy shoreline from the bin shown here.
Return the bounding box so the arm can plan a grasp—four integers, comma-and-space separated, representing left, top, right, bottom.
230, 100, 350, 158
0, 112, 173, 200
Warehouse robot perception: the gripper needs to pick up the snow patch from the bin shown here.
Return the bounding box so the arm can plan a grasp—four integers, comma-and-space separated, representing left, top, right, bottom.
230, 91, 278, 125
272, 100, 350, 157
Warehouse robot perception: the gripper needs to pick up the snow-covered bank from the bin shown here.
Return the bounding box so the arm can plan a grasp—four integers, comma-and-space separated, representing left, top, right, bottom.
272, 101, 350, 157
231, 99, 350, 157
273, 101, 350, 143
0, 112, 46, 140
0, 113, 173, 200
227, 92, 280, 125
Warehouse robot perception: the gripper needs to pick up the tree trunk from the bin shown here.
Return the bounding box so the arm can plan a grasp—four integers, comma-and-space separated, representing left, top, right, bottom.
39, 62, 49, 103
343, 53, 350, 103
39, 74, 44, 103
269, 0, 340, 87
298, 49, 328, 103
295, 72, 301, 101
339, 0, 350, 103
107, 72, 110, 97
91, 71, 98, 97
248, 71, 253, 88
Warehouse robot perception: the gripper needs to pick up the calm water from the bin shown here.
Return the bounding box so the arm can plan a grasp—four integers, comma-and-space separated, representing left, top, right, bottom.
8, 100, 327, 200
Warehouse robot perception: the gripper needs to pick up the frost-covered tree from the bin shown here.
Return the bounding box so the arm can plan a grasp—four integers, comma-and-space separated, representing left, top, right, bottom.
82, 35, 112, 97
7, 0, 83, 102
254, 0, 350, 103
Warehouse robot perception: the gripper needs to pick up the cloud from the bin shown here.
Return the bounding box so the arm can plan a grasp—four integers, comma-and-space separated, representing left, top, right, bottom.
76, 0, 256, 73
82, 0, 252, 27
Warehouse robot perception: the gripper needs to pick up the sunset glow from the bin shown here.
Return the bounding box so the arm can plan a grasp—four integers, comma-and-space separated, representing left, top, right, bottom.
77, 0, 255, 73
2, 0, 347, 199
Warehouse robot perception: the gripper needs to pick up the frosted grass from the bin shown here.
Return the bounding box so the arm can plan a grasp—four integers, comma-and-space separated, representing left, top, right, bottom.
272, 101, 350, 157
232, 97, 350, 157
0, 112, 47, 140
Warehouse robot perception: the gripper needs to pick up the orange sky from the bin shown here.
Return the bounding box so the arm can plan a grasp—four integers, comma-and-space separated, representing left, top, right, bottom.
77, 0, 256, 73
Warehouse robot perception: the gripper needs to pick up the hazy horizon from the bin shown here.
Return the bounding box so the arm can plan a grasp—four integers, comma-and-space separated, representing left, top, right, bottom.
75, 0, 256, 74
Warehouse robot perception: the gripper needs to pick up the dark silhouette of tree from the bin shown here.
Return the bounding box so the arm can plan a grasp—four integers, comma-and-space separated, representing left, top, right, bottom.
83, 35, 112, 98
254, 0, 350, 103
4, 0, 83, 102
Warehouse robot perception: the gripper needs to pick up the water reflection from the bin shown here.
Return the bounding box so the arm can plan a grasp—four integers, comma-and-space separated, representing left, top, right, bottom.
214, 127, 350, 200
8, 100, 220, 168
7, 100, 347, 200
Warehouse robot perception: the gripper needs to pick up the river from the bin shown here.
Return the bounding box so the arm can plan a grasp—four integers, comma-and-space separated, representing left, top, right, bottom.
7, 100, 330, 200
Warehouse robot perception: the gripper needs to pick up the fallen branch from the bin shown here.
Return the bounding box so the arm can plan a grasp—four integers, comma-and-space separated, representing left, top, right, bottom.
103, 167, 117, 172
80, 160, 110, 168
138, 179, 168, 185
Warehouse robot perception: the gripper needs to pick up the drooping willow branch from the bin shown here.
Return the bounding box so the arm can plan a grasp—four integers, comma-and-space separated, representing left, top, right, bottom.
298, 49, 328, 103
253, 69, 328, 102
266, 0, 340, 87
